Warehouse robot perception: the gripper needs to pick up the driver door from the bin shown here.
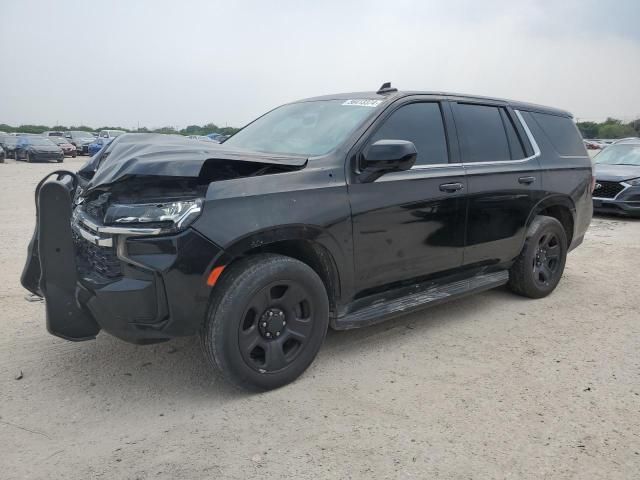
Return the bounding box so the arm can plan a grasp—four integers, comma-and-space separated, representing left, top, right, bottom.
348, 100, 467, 293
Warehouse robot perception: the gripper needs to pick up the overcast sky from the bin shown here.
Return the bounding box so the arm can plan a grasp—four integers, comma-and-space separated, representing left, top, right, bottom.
1, 0, 639, 129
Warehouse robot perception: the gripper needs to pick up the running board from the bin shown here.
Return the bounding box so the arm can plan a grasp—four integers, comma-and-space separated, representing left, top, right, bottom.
334, 270, 509, 330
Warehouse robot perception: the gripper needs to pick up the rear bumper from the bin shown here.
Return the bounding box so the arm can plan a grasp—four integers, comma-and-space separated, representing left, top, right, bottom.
21, 174, 226, 344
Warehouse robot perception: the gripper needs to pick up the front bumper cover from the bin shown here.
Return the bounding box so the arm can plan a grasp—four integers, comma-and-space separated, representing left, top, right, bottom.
21, 173, 226, 344
593, 185, 640, 217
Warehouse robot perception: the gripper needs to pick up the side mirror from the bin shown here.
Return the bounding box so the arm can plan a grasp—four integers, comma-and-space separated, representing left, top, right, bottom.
360, 140, 417, 182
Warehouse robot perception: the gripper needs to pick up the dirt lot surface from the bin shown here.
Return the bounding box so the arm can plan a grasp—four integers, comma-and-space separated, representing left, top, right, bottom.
1, 157, 639, 479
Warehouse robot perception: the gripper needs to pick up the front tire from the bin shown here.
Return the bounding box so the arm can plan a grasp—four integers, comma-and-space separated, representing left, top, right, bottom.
508, 215, 567, 298
201, 254, 329, 391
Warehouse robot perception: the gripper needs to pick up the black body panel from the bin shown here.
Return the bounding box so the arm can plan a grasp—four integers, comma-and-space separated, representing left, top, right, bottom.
21, 90, 592, 345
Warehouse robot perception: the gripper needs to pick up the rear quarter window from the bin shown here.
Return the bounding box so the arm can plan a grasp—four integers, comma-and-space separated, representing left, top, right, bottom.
530, 112, 585, 156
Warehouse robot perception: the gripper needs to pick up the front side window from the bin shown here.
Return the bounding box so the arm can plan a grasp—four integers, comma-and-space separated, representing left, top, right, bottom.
223, 100, 379, 156
456, 103, 519, 163
367, 102, 449, 166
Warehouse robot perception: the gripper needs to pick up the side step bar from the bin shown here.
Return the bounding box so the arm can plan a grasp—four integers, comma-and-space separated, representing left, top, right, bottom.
333, 270, 509, 330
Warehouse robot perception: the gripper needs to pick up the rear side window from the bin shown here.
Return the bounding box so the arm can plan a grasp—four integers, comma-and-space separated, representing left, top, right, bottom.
455, 103, 525, 162
530, 112, 585, 156
369, 102, 448, 166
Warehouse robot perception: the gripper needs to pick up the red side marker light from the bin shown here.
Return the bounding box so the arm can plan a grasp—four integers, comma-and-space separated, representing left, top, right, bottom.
206, 266, 226, 286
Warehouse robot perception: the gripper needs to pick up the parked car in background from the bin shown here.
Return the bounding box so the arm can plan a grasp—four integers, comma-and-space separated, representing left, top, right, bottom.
0, 134, 19, 159
48, 136, 77, 157
15, 136, 64, 163
187, 135, 219, 142
206, 133, 224, 143
42, 131, 65, 137
584, 139, 602, 150
98, 130, 126, 140
64, 131, 95, 155
592, 138, 640, 217
87, 136, 112, 156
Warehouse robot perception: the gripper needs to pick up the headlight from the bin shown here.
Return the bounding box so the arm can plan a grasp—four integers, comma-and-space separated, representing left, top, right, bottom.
625, 177, 640, 186
104, 198, 203, 232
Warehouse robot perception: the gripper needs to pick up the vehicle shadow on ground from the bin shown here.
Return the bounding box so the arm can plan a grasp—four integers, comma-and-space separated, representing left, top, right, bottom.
38, 287, 524, 402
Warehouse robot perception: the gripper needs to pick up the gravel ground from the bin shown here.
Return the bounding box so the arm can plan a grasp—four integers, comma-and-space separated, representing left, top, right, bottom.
1, 156, 639, 479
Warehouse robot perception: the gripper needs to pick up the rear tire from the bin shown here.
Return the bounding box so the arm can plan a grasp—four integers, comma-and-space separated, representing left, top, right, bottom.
201, 254, 329, 391
508, 215, 567, 298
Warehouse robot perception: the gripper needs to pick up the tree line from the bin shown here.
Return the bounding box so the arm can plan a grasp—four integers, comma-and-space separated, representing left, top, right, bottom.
576, 118, 640, 139
3, 117, 639, 141
0, 123, 240, 137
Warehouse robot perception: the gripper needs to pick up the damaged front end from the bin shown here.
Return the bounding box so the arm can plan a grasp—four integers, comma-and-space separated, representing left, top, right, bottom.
21, 134, 307, 343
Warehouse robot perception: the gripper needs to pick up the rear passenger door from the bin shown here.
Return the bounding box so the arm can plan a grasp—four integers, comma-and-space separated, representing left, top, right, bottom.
451, 101, 542, 266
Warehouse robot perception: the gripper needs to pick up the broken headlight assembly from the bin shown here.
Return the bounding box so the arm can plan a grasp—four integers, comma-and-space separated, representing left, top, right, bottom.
103, 198, 203, 233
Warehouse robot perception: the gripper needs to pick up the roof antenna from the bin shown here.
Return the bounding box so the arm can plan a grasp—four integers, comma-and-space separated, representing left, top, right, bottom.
377, 82, 398, 94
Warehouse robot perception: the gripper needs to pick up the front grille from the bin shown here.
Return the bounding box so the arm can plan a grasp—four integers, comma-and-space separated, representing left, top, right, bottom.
593, 180, 625, 199
82, 145, 89, 154
73, 231, 122, 280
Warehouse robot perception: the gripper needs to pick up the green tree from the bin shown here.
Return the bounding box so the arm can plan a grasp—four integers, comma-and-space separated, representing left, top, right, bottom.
598, 123, 636, 139
576, 121, 599, 138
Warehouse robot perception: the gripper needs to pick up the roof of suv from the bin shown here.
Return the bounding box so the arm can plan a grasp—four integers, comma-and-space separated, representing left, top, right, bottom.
298, 90, 572, 118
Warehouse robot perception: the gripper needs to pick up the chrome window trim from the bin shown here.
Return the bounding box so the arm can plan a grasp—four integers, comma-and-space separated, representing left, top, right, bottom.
409, 109, 543, 170
411, 162, 456, 170
462, 110, 541, 166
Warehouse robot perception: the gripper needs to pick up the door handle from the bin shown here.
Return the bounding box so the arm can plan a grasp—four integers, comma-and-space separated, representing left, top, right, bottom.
439, 182, 464, 193
518, 176, 536, 185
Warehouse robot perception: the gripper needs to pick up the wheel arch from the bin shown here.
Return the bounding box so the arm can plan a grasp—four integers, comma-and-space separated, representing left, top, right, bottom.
526, 195, 576, 247
219, 225, 345, 317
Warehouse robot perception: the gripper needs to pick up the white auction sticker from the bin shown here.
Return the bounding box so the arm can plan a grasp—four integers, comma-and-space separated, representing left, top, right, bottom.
342, 99, 383, 107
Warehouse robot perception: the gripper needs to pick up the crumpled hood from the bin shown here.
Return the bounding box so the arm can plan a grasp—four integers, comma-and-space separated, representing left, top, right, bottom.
80, 133, 307, 190
594, 163, 640, 182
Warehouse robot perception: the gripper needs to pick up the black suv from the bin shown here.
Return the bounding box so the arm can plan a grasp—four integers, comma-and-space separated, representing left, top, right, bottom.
22, 85, 593, 390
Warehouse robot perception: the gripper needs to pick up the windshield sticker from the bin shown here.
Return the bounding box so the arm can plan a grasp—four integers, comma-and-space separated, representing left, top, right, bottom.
342, 99, 383, 107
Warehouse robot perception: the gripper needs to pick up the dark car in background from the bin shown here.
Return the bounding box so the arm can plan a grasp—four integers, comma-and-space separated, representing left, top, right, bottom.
592, 138, 640, 217
0, 134, 19, 159
87, 136, 112, 156
64, 131, 96, 155
42, 131, 65, 137
15, 136, 64, 163
22, 87, 592, 391
187, 135, 219, 142
0, 145, 5, 163
48, 136, 77, 157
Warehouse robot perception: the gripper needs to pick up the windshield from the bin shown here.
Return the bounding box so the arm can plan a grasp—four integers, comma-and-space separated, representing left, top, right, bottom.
26, 137, 56, 146
223, 99, 381, 156
595, 144, 640, 166
49, 137, 68, 144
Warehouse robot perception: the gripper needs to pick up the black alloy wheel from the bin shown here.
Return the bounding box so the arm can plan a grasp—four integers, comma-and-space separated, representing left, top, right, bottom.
508, 215, 567, 299
238, 280, 314, 373
532, 231, 561, 288
201, 253, 329, 391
